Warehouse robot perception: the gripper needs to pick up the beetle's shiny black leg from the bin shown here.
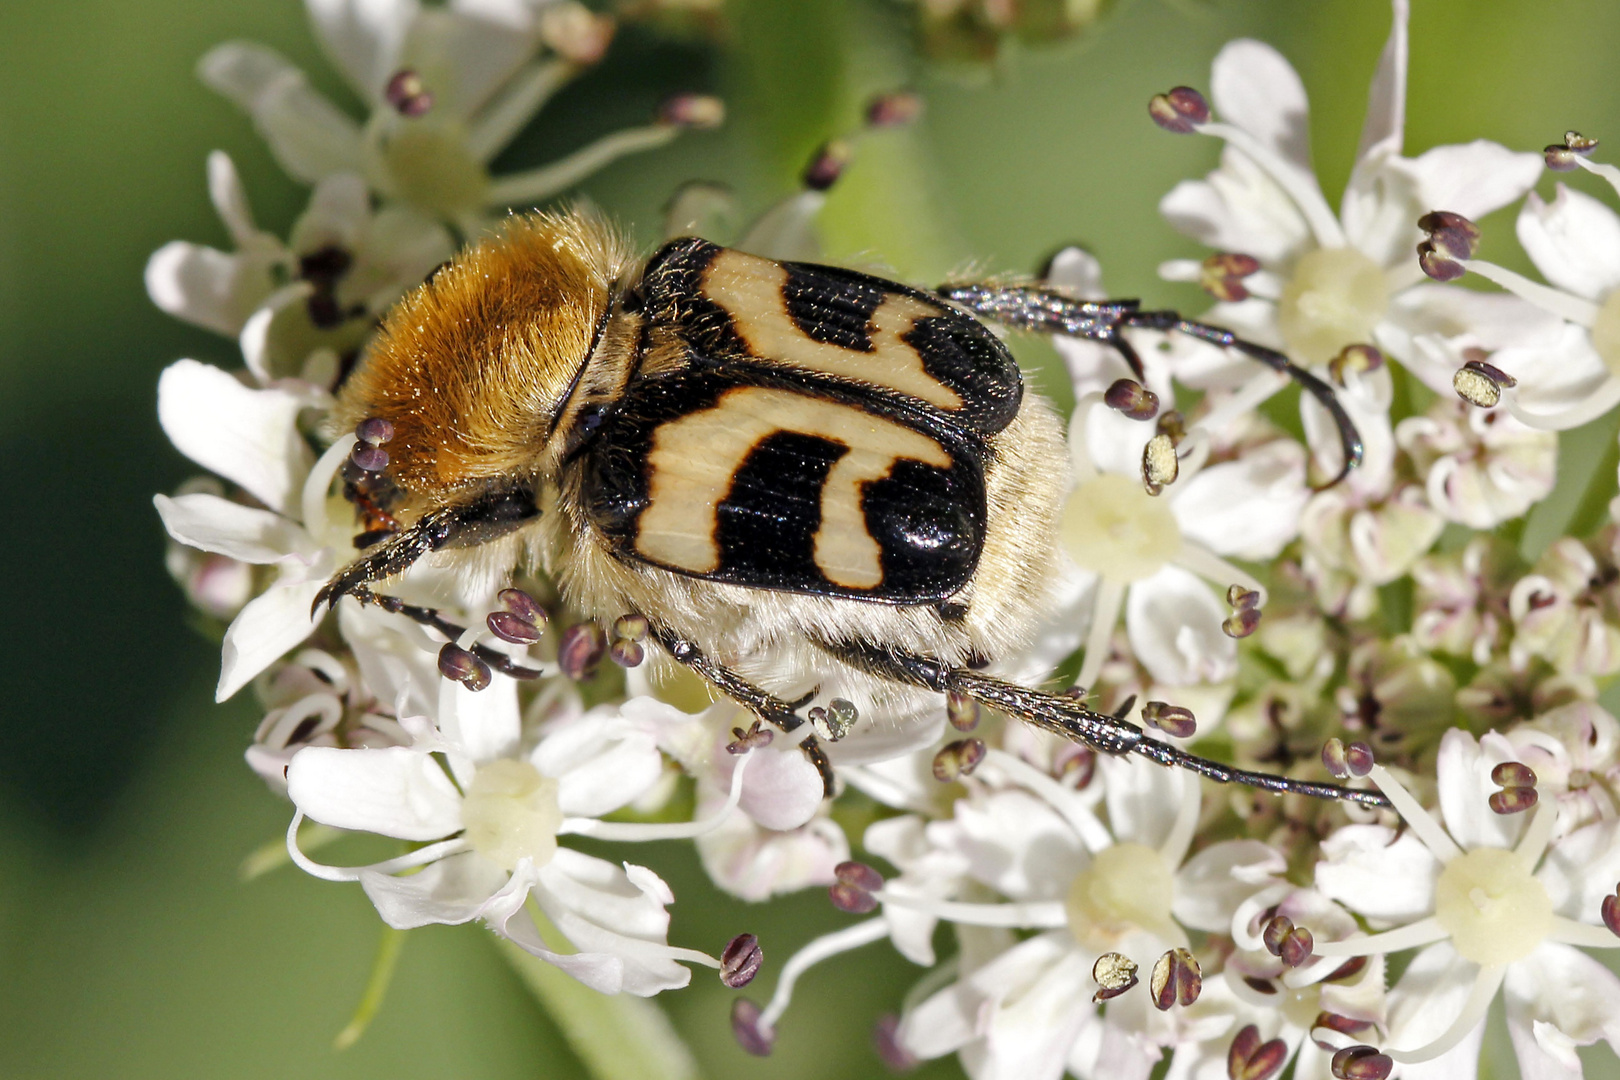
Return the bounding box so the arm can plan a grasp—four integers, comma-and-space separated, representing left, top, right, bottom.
347, 586, 545, 680
649, 625, 837, 798
936, 283, 1364, 487
822, 639, 1391, 810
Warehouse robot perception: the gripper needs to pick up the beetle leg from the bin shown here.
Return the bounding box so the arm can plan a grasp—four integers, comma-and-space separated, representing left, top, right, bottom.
649, 624, 837, 798
821, 639, 1391, 810
935, 282, 1363, 487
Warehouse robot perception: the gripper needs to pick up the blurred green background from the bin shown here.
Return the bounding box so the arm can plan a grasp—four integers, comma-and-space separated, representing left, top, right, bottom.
4, 1, 1620, 1077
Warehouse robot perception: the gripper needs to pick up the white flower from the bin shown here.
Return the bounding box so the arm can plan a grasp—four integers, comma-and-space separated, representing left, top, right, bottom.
1312, 729, 1620, 1076
1417, 151, 1620, 430
1395, 399, 1556, 529
285, 677, 755, 995
146, 152, 453, 384
1507, 702, 1620, 838
1155, 0, 1545, 480
200, 0, 709, 232
1057, 395, 1307, 692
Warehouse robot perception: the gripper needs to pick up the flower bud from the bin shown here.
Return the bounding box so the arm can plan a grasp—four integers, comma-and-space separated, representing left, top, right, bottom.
872, 1014, 919, 1072
499, 588, 547, 627
866, 91, 923, 128
1150, 947, 1202, 1010
932, 738, 987, 782
1199, 252, 1261, 302
1228, 1024, 1288, 1080
558, 621, 607, 680
487, 610, 542, 645
720, 933, 763, 988
1142, 701, 1197, 739
1331, 1045, 1392, 1080
1106, 378, 1160, 420
1092, 952, 1139, 1002
946, 692, 980, 731
384, 69, 433, 117
1329, 344, 1383, 386
803, 139, 853, 192
730, 997, 774, 1056
539, 2, 615, 65
438, 642, 491, 691
1149, 86, 1210, 133
356, 417, 395, 446
609, 637, 645, 668
660, 94, 725, 129
1142, 433, 1178, 495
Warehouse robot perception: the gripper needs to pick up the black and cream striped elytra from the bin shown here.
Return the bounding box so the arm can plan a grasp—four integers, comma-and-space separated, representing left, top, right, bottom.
584, 239, 1016, 603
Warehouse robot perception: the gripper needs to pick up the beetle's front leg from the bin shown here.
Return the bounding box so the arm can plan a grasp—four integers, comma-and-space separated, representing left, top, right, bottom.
649, 624, 837, 798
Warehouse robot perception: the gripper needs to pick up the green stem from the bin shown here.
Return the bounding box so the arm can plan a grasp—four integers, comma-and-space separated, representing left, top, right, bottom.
333, 925, 407, 1051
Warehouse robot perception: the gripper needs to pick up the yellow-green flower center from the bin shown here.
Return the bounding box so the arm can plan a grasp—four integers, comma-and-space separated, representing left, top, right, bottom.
1589, 290, 1620, 378
373, 120, 490, 218
1060, 473, 1181, 582
1066, 842, 1176, 946
461, 759, 563, 871
1276, 247, 1390, 366
1433, 847, 1553, 967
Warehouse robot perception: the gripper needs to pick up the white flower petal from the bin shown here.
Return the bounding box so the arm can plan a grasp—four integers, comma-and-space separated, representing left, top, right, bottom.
1436, 729, 1526, 852
1124, 565, 1236, 686
1047, 246, 1105, 298
1315, 823, 1439, 922
1517, 185, 1620, 302
306, 0, 419, 102
1172, 440, 1307, 559
1101, 752, 1191, 852
1385, 942, 1487, 1080
1350, 0, 1408, 170
533, 708, 663, 818
1173, 840, 1286, 932
1160, 148, 1312, 266
533, 851, 694, 996
144, 241, 278, 337
400, 5, 539, 120
1408, 140, 1545, 222
206, 150, 260, 245
1536, 818, 1620, 919
1503, 943, 1620, 1080
290, 173, 372, 254
695, 804, 847, 901
1381, 284, 1567, 396
445, 676, 521, 764
157, 359, 315, 513
154, 492, 308, 563
358, 850, 512, 926
727, 742, 825, 831
939, 789, 1086, 902
287, 744, 464, 838
198, 43, 364, 183
216, 572, 329, 700
1209, 39, 1313, 180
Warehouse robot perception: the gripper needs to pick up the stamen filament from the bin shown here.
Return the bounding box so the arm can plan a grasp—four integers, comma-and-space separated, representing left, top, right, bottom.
1309, 915, 1448, 957
303, 433, 357, 539
1513, 803, 1556, 869
1175, 542, 1268, 607
1199, 122, 1347, 249
560, 750, 753, 841
466, 59, 577, 162
1549, 916, 1620, 949
757, 919, 891, 1030
1368, 764, 1461, 863
1574, 156, 1620, 201
285, 809, 470, 882
1159, 765, 1202, 867
1386, 963, 1506, 1064
485, 124, 680, 206
1462, 260, 1601, 326
983, 749, 1111, 851
874, 893, 1068, 929
1509, 378, 1620, 432
1231, 883, 1293, 951
1076, 577, 1126, 691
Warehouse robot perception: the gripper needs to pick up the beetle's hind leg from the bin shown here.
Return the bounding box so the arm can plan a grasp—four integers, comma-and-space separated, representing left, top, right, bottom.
649, 625, 837, 798
937, 282, 1363, 486
823, 639, 1392, 810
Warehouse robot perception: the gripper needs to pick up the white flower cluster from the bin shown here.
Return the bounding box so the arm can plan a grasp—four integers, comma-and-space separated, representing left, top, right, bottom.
151, 0, 1620, 1076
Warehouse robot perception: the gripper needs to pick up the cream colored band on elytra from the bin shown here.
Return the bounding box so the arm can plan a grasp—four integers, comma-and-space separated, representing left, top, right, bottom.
637, 386, 951, 589
702, 249, 964, 412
